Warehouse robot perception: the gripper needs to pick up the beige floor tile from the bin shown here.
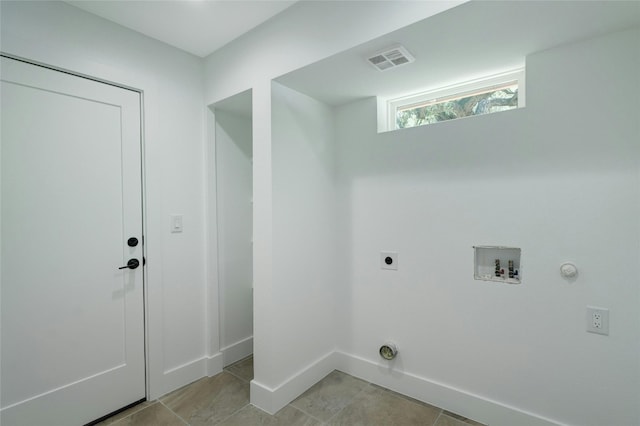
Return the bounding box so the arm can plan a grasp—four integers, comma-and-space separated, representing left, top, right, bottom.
100, 366, 484, 426
370, 384, 442, 412
109, 402, 186, 426
225, 355, 254, 382
440, 411, 486, 426
217, 404, 321, 426
327, 385, 441, 426
160, 372, 249, 426
290, 370, 370, 422
95, 401, 156, 425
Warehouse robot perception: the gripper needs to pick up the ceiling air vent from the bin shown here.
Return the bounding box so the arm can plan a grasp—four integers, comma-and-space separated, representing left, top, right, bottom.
367, 45, 415, 71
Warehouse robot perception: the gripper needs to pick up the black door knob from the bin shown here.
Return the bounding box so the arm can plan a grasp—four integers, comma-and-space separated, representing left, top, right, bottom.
118, 259, 140, 270
127, 237, 139, 247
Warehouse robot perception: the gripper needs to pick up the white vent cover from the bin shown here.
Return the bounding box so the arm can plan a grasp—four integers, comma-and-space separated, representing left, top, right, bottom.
367, 45, 415, 71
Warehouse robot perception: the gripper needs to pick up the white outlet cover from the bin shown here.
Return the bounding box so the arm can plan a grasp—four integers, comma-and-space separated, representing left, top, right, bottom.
586, 306, 609, 336
381, 252, 398, 270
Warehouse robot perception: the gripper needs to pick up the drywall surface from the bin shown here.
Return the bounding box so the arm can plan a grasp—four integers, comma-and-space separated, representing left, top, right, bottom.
215, 110, 254, 364
202, 0, 463, 411
204, 1, 464, 105
258, 81, 340, 393
334, 27, 640, 426
204, 1, 463, 410
1, 1, 210, 398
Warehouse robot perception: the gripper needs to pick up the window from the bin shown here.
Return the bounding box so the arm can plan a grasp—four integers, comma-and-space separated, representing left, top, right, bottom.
382, 69, 524, 131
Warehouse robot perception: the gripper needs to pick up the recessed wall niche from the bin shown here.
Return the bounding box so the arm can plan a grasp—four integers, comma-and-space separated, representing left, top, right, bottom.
474, 246, 521, 284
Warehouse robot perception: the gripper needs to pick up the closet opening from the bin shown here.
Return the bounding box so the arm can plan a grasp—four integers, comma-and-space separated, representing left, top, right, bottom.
212, 89, 254, 368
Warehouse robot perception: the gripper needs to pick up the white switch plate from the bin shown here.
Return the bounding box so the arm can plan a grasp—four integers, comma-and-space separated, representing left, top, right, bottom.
381, 251, 398, 270
171, 215, 183, 233
586, 306, 609, 335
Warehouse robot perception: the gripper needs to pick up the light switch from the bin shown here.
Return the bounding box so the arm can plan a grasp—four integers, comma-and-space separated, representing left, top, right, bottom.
171, 215, 183, 233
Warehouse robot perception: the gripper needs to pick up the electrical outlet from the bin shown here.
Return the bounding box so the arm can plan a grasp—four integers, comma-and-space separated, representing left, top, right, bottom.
593, 312, 602, 329
586, 306, 609, 336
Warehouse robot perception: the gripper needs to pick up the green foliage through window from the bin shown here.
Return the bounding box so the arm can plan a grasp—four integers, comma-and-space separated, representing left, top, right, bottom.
396, 83, 518, 129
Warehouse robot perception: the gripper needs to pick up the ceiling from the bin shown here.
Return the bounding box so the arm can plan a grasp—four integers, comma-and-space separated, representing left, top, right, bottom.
66, 0, 297, 57
277, 0, 640, 106
64, 0, 639, 109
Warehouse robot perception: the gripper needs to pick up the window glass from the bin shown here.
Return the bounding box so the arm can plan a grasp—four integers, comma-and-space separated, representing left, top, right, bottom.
382, 69, 525, 132
396, 83, 518, 129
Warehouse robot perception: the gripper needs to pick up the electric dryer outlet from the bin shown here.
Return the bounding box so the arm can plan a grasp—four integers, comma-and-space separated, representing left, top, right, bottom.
381, 252, 398, 270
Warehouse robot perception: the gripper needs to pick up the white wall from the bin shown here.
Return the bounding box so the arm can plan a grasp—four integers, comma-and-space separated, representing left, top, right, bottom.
250, 82, 340, 411
204, 1, 464, 104
214, 109, 254, 365
9, 2, 632, 424
333, 27, 640, 426
0, 1, 214, 399
203, 1, 464, 413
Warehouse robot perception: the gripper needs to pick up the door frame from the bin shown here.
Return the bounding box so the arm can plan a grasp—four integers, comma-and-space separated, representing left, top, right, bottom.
208, 94, 255, 368
0, 52, 151, 409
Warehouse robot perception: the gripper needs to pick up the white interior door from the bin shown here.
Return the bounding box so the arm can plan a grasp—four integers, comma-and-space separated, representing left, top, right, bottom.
0, 56, 145, 426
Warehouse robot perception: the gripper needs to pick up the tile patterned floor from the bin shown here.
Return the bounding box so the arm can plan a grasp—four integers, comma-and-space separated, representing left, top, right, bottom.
98, 356, 485, 426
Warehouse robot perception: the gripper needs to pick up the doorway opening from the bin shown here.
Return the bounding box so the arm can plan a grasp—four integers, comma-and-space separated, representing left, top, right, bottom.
212, 90, 254, 366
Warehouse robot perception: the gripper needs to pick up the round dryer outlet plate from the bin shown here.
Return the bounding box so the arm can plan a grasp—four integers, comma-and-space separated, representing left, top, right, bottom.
379, 343, 398, 360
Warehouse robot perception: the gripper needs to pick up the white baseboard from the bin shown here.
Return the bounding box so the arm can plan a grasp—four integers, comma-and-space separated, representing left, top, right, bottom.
221, 336, 253, 367
155, 356, 212, 400
247, 349, 562, 425
250, 350, 338, 414
333, 351, 562, 426
207, 352, 224, 377
149, 352, 223, 400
